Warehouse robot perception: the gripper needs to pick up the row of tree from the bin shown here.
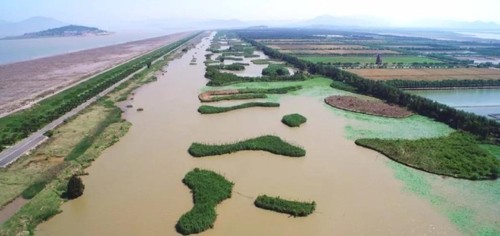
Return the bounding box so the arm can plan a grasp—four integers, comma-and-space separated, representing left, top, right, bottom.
238, 32, 500, 142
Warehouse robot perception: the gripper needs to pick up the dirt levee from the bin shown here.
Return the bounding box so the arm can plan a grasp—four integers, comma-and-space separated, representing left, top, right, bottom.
0, 32, 191, 116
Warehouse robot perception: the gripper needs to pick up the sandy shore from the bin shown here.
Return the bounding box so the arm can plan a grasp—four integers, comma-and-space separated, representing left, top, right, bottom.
0, 31, 192, 116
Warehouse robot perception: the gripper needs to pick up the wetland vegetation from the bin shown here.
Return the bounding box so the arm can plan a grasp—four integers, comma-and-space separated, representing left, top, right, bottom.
176, 168, 233, 235
254, 195, 316, 217
198, 102, 279, 114
355, 132, 500, 180
188, 135, 306, 157
281, 113, 307, 127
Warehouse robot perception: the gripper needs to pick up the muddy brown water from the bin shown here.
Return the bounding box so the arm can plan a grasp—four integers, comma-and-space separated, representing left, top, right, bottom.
36, 34, 460, 235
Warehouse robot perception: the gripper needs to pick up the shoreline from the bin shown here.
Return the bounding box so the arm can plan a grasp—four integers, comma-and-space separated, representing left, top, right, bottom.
0, 31, 193, 116
402, 86, 500, 90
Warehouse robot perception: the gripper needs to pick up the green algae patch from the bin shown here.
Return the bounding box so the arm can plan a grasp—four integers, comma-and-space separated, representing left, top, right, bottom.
356, 132, 499, 180
175, 169, 233, 235
188, 135, 305, 157
254, 195, 316, 217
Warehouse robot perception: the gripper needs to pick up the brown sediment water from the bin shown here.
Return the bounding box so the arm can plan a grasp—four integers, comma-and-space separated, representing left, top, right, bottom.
36, 34, 460, 235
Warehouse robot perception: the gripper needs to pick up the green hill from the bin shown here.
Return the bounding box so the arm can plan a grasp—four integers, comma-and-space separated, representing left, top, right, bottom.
2, 25, 110, 39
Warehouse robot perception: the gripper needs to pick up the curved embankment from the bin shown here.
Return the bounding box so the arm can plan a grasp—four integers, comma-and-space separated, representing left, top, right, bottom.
281, 113, 307, 127
198, 102, 280, 114
176, 169, 234, 235
254, 195, 316, 217
188, 135, 306, 157
325, 95, 412, 118
198, 86, 302, 102
355, 132, 500, 180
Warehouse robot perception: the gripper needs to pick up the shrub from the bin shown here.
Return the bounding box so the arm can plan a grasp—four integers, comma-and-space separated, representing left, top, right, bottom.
188, 135, 306, 157
66, 175, 85, 199
281, 113, 307, 127
254, 195, 316, 217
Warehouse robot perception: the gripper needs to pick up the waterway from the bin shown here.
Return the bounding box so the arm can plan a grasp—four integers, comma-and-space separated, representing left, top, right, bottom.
408, 89, 500, 118
36, 33, 461, 235
0, 30, 176, 65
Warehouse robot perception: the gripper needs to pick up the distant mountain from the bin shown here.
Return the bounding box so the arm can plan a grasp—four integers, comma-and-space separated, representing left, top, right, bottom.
2, 25, 110, 40
0, 19, 9, 25
0, 17, 66, 37
297, 15, 391, 28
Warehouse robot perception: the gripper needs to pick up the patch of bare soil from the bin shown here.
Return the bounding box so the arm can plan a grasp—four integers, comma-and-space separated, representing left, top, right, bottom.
0, 32, 192, 116
325, 95, 413, 118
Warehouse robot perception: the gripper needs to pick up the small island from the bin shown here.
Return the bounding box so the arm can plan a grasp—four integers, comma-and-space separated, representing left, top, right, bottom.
2, 25, 111, 40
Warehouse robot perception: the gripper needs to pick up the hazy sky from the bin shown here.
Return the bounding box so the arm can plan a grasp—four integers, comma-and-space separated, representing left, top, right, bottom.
1, 0, 500, 25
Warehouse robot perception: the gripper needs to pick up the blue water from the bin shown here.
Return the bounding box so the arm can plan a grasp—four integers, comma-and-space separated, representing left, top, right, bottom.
0, 30, 176, 65
408, 89, 500, 119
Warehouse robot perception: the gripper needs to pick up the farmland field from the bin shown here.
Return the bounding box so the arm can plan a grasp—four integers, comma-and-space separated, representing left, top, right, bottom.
300, 55, 441, 64
268, 44, 367, 50
348, 68, 500, 81
280, 49, 400, 55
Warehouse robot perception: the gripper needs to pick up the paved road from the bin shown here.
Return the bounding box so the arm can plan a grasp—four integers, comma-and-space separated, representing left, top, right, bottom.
0, 34, 195, 168
0, 66, 146, 167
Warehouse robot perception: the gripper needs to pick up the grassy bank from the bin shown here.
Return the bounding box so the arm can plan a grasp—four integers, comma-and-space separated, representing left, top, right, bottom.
0, 100, 132, 235
254, 195, 316, 217
355, 132, 500, 180
281, 113, 307, 127
176, 168, 233, 235
198, 102, 279, 114
188, 135, 306, 157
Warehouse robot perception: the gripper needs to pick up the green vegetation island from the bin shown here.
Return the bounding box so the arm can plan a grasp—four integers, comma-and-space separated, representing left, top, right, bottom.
188, 135, 306, 157
254, 195, 316, 217
355, 132, 500, 180
198, 102, 279, 114
176, 168, 233, 235
282, 113, 307, 127
2, 25, 111, 40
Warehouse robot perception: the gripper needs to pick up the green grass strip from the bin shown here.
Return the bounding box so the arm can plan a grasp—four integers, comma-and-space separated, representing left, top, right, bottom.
254, 195, 316, 217
175, 168, 234, 235
198, 102, 279, 114
188, 135, 306, 157
210, 93, 267, 102
330, 80, 358, 93
21, 181, 49, 200
281, 113, 307, 127
355, 132, 500, 180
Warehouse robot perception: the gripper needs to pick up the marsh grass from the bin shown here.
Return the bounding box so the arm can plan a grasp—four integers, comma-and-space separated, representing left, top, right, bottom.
188, 135, 306, 157
254, 195, 316, 217
198, 102, 279, 114
281, 113, 307, 127
355, 132, 500, 180
176, 168, 233, 235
